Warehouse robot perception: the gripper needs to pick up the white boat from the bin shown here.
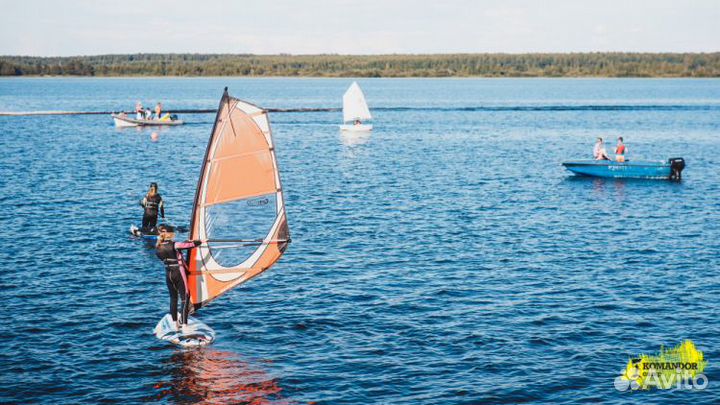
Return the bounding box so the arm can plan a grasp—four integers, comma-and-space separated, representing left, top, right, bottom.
111, 113, 184, 127
340, 82, 372, 132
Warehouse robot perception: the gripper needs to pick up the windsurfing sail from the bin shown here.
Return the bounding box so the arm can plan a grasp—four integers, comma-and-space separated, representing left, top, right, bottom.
342, 82, 372, 123
187, 88, 290, 311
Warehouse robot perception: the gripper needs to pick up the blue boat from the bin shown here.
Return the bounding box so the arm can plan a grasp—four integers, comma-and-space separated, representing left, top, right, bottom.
562, 158, 685, 180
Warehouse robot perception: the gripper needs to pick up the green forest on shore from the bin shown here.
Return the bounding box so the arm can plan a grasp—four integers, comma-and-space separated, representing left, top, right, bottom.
1, 53, 719, 77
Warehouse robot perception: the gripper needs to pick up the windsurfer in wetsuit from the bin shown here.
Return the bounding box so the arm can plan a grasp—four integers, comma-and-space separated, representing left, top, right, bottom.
140, 182, 164, 234
156, 224, 203, 331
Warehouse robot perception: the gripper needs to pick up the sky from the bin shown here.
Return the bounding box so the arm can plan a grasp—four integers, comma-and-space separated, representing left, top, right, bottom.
1, 0, 718, 56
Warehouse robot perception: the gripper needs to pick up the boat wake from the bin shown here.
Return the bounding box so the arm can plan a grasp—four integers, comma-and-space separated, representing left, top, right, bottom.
374, 104, 720, 112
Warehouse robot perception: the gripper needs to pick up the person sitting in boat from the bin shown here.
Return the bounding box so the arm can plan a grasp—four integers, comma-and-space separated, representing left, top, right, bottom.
135, 101, 144, 120
615, 137, 627, 162
354, 119, 361, 125
140, 182, 164, 233
593, 137, 611, 161
155, 102, 163, 119
155, 224, 203, 331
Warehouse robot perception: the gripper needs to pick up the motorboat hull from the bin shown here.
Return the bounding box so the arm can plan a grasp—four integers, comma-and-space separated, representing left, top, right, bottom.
112, 114, 184, 127
562, 158, 685, 180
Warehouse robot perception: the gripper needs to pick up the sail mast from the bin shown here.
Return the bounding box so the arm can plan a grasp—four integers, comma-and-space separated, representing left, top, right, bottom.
189, 87, 229, 242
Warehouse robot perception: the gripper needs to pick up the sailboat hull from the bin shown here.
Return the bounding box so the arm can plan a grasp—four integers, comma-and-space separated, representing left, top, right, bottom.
340, 124, 373, 132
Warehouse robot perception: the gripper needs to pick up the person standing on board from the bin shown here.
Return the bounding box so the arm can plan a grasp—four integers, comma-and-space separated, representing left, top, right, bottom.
155, 102, 163, 119
155, 224, 202, 330
615, 137, 627, 162
140, 182, 165, 233
593, 137, 611, 161
135, 101, 144, 120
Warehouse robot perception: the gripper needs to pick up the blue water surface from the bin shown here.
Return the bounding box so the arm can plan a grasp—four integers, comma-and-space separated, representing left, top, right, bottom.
1, 78, 719, 404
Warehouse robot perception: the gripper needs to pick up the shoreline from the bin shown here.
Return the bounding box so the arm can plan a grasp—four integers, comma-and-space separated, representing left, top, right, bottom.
4, 53, 719, 79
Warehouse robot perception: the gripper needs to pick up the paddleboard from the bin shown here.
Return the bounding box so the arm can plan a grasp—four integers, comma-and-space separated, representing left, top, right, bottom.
129, 224, 158, 241
130, 224, 187, 241
154, 313, 215, 348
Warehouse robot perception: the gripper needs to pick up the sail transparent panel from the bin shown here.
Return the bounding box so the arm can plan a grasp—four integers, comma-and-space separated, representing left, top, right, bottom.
204, 193, 278, 267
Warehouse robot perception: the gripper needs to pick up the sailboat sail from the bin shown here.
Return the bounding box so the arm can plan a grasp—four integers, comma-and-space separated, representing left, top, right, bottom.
188, 88, 290, 311
342, 82, 372, 123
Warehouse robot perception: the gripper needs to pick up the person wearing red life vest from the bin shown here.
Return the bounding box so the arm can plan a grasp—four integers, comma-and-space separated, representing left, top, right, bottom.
615, 137, 627, 162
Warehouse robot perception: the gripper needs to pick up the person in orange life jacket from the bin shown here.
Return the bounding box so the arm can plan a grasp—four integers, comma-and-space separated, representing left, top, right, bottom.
140, 182, 164, 233
155, 224, 205, 331
615, 137, 627, 162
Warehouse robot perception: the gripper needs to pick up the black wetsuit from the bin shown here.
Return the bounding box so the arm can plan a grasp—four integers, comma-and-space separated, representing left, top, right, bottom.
156, 239, 199, 324
141, 194, 164, 232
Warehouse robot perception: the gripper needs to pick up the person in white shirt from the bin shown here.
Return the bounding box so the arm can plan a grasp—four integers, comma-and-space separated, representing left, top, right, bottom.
135, 101, 144, 120
593, 137, 611, 160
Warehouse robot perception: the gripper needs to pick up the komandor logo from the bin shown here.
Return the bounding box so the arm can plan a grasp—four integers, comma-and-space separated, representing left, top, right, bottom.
614, 340, 708, 391
247, 198, 269, 207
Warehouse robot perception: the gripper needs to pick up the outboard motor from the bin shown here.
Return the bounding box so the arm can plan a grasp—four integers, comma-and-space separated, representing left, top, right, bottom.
668, 157, 685, 181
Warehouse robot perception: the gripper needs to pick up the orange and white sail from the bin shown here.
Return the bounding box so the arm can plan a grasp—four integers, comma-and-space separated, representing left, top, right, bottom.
188, 88, 290, 311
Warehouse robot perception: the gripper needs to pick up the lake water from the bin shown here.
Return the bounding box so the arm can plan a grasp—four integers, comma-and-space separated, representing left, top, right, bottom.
1, 78, 719, 404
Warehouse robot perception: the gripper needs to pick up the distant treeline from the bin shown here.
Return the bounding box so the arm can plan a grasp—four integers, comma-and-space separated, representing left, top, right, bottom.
1, 53, 719, 77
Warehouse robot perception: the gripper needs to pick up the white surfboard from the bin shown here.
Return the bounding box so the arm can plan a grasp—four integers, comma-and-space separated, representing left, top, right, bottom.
154, 313, 215, 347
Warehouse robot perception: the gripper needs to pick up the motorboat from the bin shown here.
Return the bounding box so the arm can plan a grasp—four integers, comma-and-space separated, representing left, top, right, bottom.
562, 158, 685, 180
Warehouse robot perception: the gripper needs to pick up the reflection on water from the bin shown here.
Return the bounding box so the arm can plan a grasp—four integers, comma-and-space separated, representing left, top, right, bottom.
340, 129, 371, 146
613, 179, 626, 200
154, 349, 289, 405
592, 177, 606, 195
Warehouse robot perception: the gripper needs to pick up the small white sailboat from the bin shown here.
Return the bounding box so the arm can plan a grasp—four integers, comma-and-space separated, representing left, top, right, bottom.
339, 82, 372, 132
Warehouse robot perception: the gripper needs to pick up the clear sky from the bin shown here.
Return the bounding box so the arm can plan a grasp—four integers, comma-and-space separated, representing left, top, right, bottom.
1, 0, 718, 56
